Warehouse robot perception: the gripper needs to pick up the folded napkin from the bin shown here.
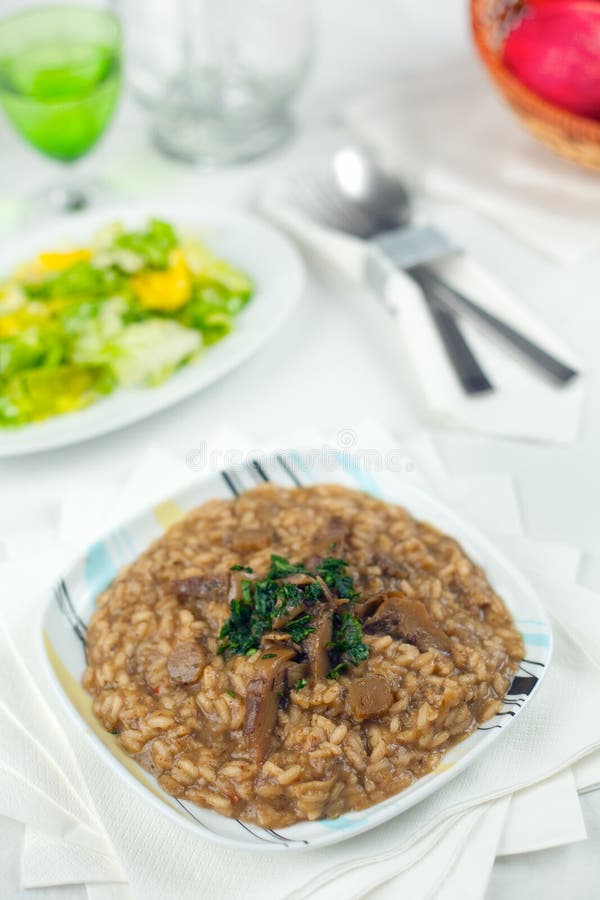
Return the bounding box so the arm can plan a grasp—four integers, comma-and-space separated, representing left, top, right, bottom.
0, 620, 131, 900
430, 799, 511, 900
574, 752, 600, 795
497, 769, 586, 858
344, 59, 600, 265
0, 425, 597, 899
261, 186, 584, 444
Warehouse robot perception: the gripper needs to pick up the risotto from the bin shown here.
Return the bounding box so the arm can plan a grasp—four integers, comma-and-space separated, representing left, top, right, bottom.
83, 484, 524, 827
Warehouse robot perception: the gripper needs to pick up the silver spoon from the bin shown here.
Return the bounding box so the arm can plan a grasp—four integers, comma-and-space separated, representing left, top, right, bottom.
320, 150, 494, 394
332, 146, 578, 386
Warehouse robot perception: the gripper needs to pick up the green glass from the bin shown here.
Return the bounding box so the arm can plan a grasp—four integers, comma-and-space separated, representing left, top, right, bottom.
0, 6, 121, 163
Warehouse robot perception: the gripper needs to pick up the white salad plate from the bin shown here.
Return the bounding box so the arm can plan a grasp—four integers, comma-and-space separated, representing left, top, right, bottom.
0, 203, 304, 456
40, 450, 552, 852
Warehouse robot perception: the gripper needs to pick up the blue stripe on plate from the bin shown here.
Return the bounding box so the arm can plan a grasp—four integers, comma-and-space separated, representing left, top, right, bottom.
112, 527, 137, 565
521, 632, 551, 647
85, 540, 116, 597
334, 450, 381, 498
322, 814, 367, 831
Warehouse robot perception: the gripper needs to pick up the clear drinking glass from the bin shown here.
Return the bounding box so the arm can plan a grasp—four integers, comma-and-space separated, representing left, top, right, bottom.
118, 0, 314, 164
0, 2, 122, 211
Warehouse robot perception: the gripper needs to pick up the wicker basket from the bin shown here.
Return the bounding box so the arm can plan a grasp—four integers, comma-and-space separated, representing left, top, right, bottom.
471, 0, 600, 171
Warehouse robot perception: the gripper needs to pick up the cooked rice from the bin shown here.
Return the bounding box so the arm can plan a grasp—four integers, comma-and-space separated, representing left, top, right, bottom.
83, 484, 523, 827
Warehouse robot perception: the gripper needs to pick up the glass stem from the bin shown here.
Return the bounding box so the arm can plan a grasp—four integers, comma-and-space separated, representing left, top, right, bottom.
48, 183, 89, 213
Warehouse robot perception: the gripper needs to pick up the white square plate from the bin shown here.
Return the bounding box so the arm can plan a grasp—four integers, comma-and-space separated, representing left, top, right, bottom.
40, 451, 552, 851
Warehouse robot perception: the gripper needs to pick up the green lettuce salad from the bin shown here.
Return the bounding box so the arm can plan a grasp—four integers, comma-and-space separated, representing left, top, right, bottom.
0, 219, 253, 426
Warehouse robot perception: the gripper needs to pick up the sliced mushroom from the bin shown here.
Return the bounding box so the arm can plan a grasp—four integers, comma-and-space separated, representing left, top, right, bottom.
286, 661, 308, 690
364, 592, 451, 653
304, 517, 349, 570
243, 643, 297, 762
228, 569, 259, 602
346, 674, 393, 722
352, 593, 386, 620
260, 631, 302, 649
271, 604, 308, 631
167, 642, 206, 684
315, 515, 348, 554
169, 575, 229, 609
303, 607, 333, 683
282, 573, 315, 587
373, 553, 409, 580
271, 573, 325, 629
314, 574, 334, 604
231, 527, 273, 553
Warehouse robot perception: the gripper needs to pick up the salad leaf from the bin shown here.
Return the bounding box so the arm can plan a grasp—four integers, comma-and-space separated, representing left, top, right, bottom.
26, 260, 124, 301
177, 296, 232, 345
64, 296, 128, 338
194, 282, 248, 315
0, 217, 253, 428
112, 219, 177, 270
0, 325, 65, 378
182, 238, 253, 299
0, 364, 114, 425
107, 319, 201, 386
69, 296, 201, 386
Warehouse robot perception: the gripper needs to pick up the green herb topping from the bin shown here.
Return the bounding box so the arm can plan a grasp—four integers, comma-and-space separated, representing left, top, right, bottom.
217, 554, 369, 679
317, 557, 359, 600
326, 612, 369, 679
266, 555, 310, 579
286, 614, 315, 643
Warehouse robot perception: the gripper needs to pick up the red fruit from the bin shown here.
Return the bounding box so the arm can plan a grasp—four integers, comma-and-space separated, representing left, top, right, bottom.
527, 0, 597, 5
527, 0, 599, 5
503, 1, 600, 118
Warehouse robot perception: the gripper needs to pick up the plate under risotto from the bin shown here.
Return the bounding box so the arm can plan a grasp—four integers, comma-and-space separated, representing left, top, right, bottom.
83, 484, 524, 828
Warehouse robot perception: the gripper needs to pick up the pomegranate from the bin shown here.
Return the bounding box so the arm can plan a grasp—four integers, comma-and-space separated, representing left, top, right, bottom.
503, 1, 600, 118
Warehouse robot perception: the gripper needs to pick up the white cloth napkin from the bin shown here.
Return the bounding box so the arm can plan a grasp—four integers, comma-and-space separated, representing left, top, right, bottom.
0, 620, 132, 900
261, 185, 584, 445
497, 769, 586, 858
344, 59, 600, 266
0, 425, 597, 899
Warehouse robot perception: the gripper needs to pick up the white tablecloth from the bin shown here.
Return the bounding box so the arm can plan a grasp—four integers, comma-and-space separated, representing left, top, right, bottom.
0, 1, 599, 897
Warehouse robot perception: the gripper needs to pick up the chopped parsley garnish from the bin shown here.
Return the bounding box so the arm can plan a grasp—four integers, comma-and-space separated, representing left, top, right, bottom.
316, 557, 359, 600
226, 689, 236, 698
326, 663, 346, 681
267, 555, 308, 579
286, 614, 315, 643
326, 611, 369, 679
294, 678, 308, 691
217, 554, 368, 679
217, 585, 262, 656
230, 564, 253, 573
274, 581, 309, 613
